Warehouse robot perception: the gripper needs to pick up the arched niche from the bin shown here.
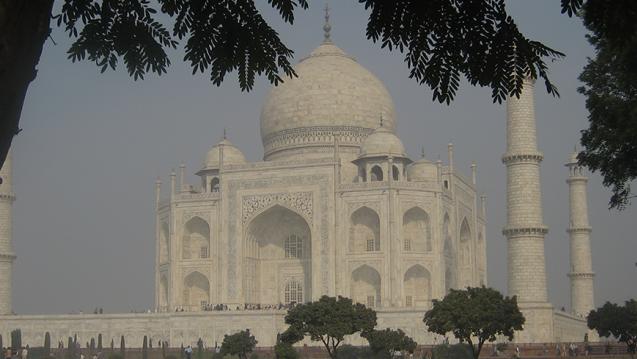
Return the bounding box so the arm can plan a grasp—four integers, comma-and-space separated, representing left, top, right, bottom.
245, 205, 311, 305
370, 165, 383, 182
402, 207, 432, 252
458, 218, 472, 288
403, 265, 431, 307
351, 264, 381, 308
182, 217, 210, 259
443, 213, 455, 293
210, 177, 220, 192
159, 222, 169, 263
284, 279, 303, 304
392, 165, 400, 181
349, 206, 380, 252
183, 271, 210, 311
159, 275, 169, 310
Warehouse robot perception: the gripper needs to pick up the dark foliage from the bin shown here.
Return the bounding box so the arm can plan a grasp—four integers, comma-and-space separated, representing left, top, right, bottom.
358, 0, 564, 104
363, 328, 417, 358
573, 0, 637, 209
281, 295, 377, 359
220, 329, 257, 359
11, 329, 21, 351
588, 300, 637, 355
424, 287, 524, 359
273, 340, 299, 359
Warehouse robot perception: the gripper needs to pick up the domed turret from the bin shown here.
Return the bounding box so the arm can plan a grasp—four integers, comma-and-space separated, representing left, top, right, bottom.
260, 40, 396, 161
407, 152, 438, 182
359, 125, 406, 159
202, 138, 246, 170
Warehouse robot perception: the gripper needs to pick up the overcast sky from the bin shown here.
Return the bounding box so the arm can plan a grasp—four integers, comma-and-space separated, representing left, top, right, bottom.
11, 1, 636, 314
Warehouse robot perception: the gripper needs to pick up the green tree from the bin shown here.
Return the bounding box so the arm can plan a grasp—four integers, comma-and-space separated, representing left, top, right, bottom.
273, 340, 298, 359
195, 338, 203, 359
588, 300, 637, 356
423, 287, 525, 359
219, 329, 257, 359
570, 0, 637, 209
142, 336, 148, 359
67, 337, 74, 359
119, 336, 125, 359
281, 295, 376, 359
364, 328, 417, 358
97, 334, 103, 351
44, 332, 51, 358
11, 329, 21, 351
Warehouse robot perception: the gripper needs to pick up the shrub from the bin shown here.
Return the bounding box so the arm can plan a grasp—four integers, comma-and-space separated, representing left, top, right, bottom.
108, 354, 124, 359
274, 341, 298, 359
432, 344, 472, 359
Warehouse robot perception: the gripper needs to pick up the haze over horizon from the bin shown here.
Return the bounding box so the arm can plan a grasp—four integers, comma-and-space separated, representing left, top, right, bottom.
10, 0, 636, 314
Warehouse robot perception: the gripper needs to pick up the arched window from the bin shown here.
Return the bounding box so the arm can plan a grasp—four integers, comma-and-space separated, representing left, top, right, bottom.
284, 280, 303, 304
392, 165, 400, 181
284, 234, 303, 259
370, 165, 383, 182
210, 177, 220, 192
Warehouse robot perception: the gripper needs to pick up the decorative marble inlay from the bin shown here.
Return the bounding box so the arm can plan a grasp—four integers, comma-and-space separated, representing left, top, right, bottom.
242, 192, 313, 225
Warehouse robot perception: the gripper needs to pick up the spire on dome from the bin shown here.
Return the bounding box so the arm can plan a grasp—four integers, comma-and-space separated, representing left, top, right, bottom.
223, 128, 227, 140
379, 113, 384, 127
421, 146, 425, 158
323, 2, 332, 43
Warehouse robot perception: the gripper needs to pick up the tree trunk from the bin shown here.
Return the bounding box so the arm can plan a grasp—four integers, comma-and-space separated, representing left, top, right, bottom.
0, 0, 54, 168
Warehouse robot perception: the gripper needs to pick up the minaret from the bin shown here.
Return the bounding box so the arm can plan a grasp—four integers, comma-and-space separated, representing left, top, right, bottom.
503, 79, 553, 342
0, 153, 16, 315
565, 151, 595, 317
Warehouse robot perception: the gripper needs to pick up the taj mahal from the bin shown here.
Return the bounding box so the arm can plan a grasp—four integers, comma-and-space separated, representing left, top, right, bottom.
0, 20, 596, 348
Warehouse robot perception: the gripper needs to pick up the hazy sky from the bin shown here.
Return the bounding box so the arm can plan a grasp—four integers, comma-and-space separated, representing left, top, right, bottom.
11, 1, 636, 314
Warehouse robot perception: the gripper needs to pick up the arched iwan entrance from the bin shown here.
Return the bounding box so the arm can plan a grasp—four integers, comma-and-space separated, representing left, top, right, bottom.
245, 205, 311, 305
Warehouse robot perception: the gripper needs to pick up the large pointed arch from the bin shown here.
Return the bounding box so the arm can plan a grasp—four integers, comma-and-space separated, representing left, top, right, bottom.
402, 207, 432, 252
245, 204, 311, 305
349, 206, 380, 252
403, 265, 431, 307
351, 264, 381, 308
182, 216, 210, 259
183, 271, 209, 311
159, 275, 169, 311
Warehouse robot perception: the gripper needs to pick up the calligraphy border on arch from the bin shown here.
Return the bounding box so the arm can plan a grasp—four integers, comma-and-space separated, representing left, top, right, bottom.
241, 191, 313, 226
227, 175, 330, 299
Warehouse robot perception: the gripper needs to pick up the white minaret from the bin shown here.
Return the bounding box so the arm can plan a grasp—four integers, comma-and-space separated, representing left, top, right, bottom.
566, 151, 595, 317
503, 79, 553, 342
0, 153, 16, 315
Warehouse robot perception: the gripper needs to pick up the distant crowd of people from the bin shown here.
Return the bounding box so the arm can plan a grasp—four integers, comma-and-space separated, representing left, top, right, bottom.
174, 302, 298, 312
3, 346, 28, 359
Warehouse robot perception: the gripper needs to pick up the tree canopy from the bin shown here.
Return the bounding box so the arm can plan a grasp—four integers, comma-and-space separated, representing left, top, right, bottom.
1, 0, 634, 208
423, 287, 525, 359
219, 329, 257, 359
364, 328, 417, 359
281, 295, 377, 359
588, 300, 637, 355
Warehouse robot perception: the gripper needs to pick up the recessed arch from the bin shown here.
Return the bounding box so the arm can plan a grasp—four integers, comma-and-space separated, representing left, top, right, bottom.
403, 265, 431, 307
370, 165, 383, 182
284, 279, 303, 304
159, 275, 169, 310
210, 177, 220, 192
443, 213, 455, 293
458, 218, 472, 288
182, 216, 210, 259
245, 205, 311, 305
349, 206, 380, 252
183, 271, 209, 311
351, 264, 381, 308
159, 222, 169, 263
402, 207, 432, 252
392, 165, 400, 181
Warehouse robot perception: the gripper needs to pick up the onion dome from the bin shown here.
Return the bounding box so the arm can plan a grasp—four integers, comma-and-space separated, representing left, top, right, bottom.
259, 41, 396, 161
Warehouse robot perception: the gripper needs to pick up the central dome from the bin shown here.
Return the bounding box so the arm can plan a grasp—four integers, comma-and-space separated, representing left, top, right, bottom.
260, 41, 397, 161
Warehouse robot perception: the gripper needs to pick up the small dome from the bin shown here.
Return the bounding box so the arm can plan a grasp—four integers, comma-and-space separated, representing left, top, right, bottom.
407, 157, 438, 181
359, 126, 406, 158
203, 139, 247, 169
